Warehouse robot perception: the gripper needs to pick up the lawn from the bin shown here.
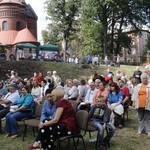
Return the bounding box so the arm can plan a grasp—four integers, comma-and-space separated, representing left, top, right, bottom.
0, 109, 149, 150
0, 62, 148, 150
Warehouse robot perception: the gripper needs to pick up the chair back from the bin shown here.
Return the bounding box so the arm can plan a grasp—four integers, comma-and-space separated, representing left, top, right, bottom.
35, 104, 43, 118
76, 110, 88, 130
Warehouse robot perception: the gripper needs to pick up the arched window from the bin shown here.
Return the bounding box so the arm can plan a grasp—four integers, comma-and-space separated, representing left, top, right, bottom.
16, 22, 21, 30
2, 21, 8, 31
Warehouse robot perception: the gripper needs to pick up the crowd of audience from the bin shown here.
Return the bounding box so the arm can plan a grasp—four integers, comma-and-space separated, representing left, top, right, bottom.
0, 66, 150, 150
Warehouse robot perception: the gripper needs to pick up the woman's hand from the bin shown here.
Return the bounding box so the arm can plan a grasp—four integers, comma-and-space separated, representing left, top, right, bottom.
39, 122, 44, 128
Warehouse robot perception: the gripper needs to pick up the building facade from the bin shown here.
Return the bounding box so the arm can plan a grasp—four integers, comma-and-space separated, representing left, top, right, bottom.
0, 0, 38, 60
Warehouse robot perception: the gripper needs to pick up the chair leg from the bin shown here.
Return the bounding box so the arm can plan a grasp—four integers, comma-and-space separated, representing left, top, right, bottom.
32, 127, 35, 137
72, 138, 77, 150
22, 125, 27, 141
57, 139, 61, 150
80, 137, 86, 150
67, 139, 70, 150
0, 119, 2, 133
95, 132, 99, 150
89, 131, 92, 138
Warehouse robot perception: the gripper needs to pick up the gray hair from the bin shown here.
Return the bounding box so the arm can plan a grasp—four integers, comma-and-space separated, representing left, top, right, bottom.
140, 73, 149, 80
95, 79, 101, 83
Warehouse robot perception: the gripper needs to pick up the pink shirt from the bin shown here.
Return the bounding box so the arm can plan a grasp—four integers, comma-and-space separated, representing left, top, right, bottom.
94, 88, 109, 104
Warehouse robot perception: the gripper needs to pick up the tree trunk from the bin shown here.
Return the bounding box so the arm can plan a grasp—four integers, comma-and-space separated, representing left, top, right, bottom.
62, 33, 68, 62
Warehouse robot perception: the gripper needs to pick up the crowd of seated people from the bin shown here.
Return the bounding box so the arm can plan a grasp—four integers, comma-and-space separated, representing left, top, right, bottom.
0, 66, 149, 150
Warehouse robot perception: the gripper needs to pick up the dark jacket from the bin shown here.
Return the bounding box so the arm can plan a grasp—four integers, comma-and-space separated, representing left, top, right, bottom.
88, 104, 110, 124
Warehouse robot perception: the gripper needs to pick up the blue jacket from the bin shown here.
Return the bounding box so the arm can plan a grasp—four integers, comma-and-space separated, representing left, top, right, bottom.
40, 100, 57, 122
17, 93, 34, 114
88, 104, 110, 124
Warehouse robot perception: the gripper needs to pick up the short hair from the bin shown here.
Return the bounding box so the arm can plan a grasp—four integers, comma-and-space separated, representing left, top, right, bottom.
22, 85, 31, 93
51, 88, 64, 100
97, 95, 105, 102
141, 73, 149, 80
95, 79, 101, 83
45, 88, 53, 95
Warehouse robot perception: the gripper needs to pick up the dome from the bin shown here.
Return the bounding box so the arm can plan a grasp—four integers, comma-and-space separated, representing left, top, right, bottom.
0, 0, 25, 5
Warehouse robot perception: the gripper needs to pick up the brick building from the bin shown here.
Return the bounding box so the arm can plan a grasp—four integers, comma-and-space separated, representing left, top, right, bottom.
0, 0, 38, 60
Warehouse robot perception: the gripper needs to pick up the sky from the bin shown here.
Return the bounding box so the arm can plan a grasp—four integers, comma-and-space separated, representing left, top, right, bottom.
25, 0, 47, 42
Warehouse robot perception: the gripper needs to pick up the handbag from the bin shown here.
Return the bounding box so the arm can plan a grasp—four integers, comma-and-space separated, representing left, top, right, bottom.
10, 105, 18, 113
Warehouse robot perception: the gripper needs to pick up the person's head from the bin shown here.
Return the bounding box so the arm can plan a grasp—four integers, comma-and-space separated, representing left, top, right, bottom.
45, 88, 54, 104
47, 71, 52, 76
38, 72, 43, 77
7, 83, 17, 93
11, 70, 15, 75
141, 73, 149, 85
14, 72, 18, 77
53, 71, 57, 75
95, 79, 101, 88
33, 72, 37, 77
68, 79, 74, 88
97, 95, 106, 106
109, 82, 120, 93
89, 82, 95, 90
99, 82, 106, 91
80, 79, 86, 85
41, 80, 47, 87
73, 79, 78, 86
21, 86, 31, 96
32, 80, 39, 88
118, 78, 127, 88
51, 88, 64, 102
18, 81, 25, 88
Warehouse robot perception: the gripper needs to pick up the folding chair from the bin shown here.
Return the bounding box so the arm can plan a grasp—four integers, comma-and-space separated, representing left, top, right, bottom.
22, 103, 43, 141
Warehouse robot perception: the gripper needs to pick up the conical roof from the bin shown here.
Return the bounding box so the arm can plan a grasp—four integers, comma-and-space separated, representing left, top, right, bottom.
0, 30, 18, 45
0, 0, 25, 5
13, 27, 38, 45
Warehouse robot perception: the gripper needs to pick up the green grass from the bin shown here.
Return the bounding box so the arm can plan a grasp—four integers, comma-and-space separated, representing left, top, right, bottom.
0, 109, 150, 150
0, 62, 148, 150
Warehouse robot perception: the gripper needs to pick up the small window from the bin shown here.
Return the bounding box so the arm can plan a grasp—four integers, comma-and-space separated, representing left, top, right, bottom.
2, 21, 8, 31
16, 21, 21, 30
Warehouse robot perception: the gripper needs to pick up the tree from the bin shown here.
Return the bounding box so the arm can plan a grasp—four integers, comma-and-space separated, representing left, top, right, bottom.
81, 18, 102, 55
146, 35, 150, 50
80, 0, 150, 57
41, 23, 61, 45
44, 0, 81, 61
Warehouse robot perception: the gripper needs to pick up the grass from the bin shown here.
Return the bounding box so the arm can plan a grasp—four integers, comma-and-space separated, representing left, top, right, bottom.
0, 62, 147, 150
0, 109, 150, 150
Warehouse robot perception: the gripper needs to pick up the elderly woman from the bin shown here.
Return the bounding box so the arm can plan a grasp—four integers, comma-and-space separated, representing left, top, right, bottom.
4, 86, 34, 139
132, 73, 150, 136
29, 88, 79, 150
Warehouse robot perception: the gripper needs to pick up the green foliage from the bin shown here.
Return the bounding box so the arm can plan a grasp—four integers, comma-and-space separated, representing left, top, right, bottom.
81, 18, 102, 55
0, 46, 6, 53
80, 0, 150, 56
43, 0, 81, 52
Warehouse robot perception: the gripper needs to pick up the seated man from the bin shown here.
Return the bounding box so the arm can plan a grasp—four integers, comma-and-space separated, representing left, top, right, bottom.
88, 96, 116, 150
0, 84, 20, 119
77, 82, 98, 111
